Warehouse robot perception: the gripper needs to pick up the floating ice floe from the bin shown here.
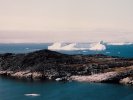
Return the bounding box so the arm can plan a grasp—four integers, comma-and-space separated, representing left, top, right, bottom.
24, 93, 40, 97
118, 52, 121, 54
55, 78, 62, 81
82, 51, 88, 52
107, 42, 133, 45
25, 48, 29, 50
106, 52, 110, 54
48, 41, 106, 51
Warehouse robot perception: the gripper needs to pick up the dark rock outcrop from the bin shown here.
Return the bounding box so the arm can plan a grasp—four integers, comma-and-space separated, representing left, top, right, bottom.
0, 49, 133, 84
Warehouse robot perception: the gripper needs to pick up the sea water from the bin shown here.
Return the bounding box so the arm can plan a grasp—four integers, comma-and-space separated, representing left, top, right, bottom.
0, 43, 133, 58
0, 43, 133, 100
1, 77, 133, 100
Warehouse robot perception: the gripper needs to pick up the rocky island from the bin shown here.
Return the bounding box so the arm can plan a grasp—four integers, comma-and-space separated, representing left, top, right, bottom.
0, 49, 133, 85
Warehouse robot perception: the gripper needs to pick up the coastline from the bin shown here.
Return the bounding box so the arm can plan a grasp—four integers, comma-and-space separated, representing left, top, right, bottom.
70, 66, 133, 85
0, 49, 133, 85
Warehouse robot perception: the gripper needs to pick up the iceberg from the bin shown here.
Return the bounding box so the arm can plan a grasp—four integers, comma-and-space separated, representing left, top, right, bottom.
48, 43, 81, 51
48, 42, 67, 50
89, 42, 106, 51
24, 94, 40, 97
48, 41, 106, 51
61, 43, 78, 50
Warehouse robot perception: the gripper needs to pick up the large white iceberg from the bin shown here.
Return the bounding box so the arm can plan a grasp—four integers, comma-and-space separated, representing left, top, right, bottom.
89, 42, 106, 51
48, 42, 79, 51
48, 42, 64, 50
48, 41, 106, 51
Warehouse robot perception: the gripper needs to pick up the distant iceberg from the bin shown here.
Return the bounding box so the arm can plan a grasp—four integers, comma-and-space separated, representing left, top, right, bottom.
48, 42, 72, 50
107, 42, 133, 45
89, 42, 106, 51
24, 93, 40, 97
48, 42, 83, 51
48, 41, 106, 51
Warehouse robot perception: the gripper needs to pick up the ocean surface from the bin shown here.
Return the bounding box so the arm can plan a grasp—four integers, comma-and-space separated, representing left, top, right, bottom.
0, 43, 133, 100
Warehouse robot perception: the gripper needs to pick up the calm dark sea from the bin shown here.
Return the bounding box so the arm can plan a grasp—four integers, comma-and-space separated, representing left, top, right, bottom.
0, 43, 133, 100
0, 43, 133, 58
1, 77, 133, 100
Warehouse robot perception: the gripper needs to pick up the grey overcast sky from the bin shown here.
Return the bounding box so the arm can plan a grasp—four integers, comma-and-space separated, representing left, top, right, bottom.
0, 0, 133, 43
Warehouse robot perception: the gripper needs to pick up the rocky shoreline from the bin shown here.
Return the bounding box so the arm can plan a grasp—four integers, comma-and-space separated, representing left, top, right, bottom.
70, 66, 133, 85
0, 49, 133, 85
